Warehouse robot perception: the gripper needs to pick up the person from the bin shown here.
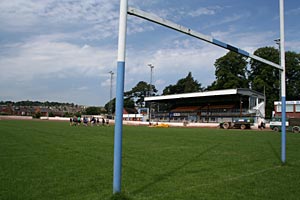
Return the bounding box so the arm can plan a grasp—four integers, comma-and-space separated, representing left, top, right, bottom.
83, 117, 88, 126
72, 116, 78, 126
77, 116, 81, 125
261, 118, 265, 129
91, 117, 96, 126
258, 118, 265, 130
96, 118, 100, 126
102, 118, 105, 126
106, 118, 109, 126
69, 117, 73, 126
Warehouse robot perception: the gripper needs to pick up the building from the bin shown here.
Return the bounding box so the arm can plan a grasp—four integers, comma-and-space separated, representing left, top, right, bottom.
273, 101, 300, 118
144, 88, 265, 123
122, 108, 144, 121
0, 105, 13, 115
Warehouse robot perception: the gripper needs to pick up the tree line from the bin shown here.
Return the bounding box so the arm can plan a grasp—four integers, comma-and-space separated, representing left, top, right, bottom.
105, 46, 300, 118
0, 100, 78, 107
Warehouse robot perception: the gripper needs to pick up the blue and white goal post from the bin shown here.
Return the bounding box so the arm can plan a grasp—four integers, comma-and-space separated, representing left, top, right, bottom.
113, 0, 286, 194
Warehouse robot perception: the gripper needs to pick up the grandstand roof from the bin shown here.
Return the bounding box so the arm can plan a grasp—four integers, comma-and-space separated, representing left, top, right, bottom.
144, 88, 264, 102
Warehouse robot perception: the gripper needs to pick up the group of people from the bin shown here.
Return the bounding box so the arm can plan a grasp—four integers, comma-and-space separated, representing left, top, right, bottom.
70, 116, 109, 127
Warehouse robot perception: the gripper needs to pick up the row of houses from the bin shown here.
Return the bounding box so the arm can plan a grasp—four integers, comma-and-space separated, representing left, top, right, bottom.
0, 104, 84, 117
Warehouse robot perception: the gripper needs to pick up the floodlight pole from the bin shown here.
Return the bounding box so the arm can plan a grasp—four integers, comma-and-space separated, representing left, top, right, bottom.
274, 38, 281, 100
148, 64, 154, 124
279, 0, 286, 164
113, 0, 128, 194
148, 64, 154, 96
109, 71, 114, 116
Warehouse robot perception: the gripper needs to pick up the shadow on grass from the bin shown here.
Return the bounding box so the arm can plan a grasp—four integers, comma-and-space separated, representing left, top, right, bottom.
266, 140, 281, 163
132, 143, 220, 195
110, 192, 132, 200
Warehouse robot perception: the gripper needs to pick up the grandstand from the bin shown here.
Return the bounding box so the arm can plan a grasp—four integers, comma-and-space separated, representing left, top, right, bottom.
144, 88, 265, 123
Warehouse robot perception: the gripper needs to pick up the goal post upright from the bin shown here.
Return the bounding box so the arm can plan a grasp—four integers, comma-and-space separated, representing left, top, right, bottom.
113, 0, 128, 194
279, 0, 286, 164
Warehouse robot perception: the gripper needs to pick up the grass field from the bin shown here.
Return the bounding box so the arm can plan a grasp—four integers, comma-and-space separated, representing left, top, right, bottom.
1, 120, 300, 200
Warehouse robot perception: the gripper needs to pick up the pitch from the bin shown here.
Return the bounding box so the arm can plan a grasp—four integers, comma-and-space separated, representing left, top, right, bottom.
1, 120, 300, 199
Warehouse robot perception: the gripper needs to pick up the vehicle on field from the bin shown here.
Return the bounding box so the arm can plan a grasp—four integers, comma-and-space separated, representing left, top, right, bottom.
220, 117, 254, 130
270, 118, 300, 133
271, 100, 300, 133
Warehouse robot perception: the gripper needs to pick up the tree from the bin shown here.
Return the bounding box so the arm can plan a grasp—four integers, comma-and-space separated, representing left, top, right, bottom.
105, 98, 115, 115
33, 112, 41, 119
249, 47, 280, 118
285, 51, 300, 100
124, 98, 135, 109
48, 112, 55, 117
85, 106, 102, 115
162, 72, 203, 95
104, 97, 135, 114
124, 81, 157, 108
207, 51, 248, 90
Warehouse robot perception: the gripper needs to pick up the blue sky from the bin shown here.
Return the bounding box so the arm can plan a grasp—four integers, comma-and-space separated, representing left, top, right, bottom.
0, 0, 299, 106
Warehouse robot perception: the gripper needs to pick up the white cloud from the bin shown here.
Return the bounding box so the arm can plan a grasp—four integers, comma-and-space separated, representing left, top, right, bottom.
0, 0, 120, 40
0, 0, 118, 25
285, 41, 300, 52
211, 29, 278, 51
0, 35, 117, 82
123, 41, 226, 92
40, 0, 119, 25
101, 75, 115, 88
188, 7, 219, 17
286, 7, 300, 16
77, 86, 89, 91
208, 14, 244, 28
0, 0, 45, 30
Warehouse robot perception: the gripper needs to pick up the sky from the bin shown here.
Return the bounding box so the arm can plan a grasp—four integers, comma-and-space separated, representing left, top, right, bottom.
0, 0, 299, 106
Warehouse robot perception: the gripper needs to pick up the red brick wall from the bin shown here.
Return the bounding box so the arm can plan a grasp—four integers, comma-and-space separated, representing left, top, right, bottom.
274, 102, 300, 118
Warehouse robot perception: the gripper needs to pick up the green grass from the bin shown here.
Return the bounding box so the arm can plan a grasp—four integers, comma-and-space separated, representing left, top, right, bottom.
1, 120, 300, 200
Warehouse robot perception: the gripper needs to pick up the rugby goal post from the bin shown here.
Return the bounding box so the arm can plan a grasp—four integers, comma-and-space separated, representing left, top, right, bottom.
113, 0, 286, 194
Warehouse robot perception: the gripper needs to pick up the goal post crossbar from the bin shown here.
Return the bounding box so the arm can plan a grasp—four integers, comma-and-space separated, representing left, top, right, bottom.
127, 7, 282, 70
